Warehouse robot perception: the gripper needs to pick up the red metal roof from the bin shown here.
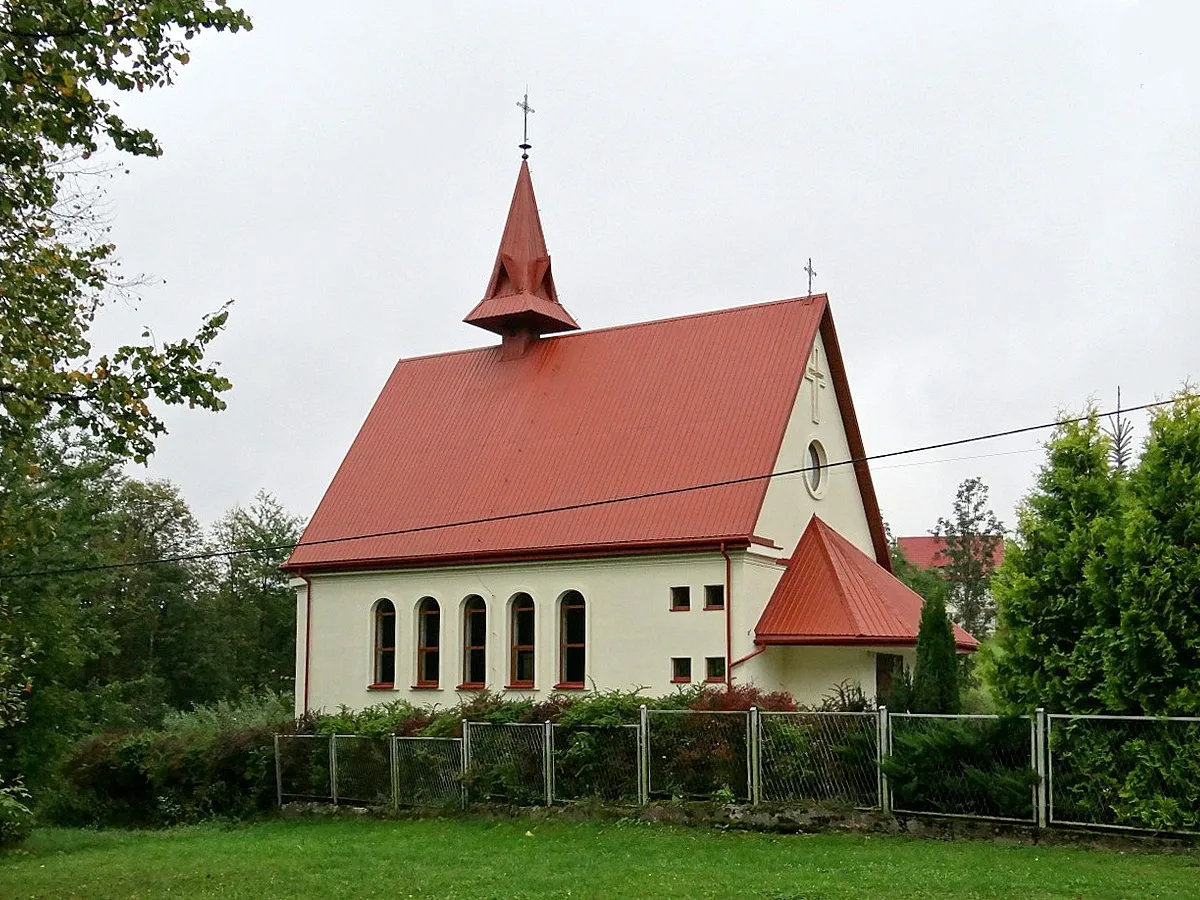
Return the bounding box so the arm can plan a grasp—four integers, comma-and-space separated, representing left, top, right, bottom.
756, 517, 978, 651
285, 161, 892, 574
288, 296, 829, 570
895, 535, 1004, 571
463, 160, 579, 336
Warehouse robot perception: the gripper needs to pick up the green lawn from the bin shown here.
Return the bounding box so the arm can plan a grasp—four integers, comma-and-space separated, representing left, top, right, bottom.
2, 818, 1198, 899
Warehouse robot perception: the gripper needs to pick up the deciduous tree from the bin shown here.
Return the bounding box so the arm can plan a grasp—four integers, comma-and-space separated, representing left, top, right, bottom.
934, 477, 1005, 638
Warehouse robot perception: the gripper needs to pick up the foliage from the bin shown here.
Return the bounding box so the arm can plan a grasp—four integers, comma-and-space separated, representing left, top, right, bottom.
45, 692, 293, 827
993, 412, 1120, 713
889, 539, 950, 609
884, 715, 1038, 820
0, 779, 33, 850
934, 477, 1005, 637
1101, 391, 1200, 715
912, 592, 960, 714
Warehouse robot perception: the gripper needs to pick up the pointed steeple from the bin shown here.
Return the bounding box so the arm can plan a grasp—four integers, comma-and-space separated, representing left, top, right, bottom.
463, 161, 579, 345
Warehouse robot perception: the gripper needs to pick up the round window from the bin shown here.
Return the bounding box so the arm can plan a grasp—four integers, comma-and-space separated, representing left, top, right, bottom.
805, 440, 826, 497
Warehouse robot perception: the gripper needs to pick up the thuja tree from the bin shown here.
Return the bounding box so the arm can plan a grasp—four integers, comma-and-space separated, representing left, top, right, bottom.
993, 412, 1121, 713
912, 592, 960, 714
934, 477, 1005, 638
1101, 391, 1200, 715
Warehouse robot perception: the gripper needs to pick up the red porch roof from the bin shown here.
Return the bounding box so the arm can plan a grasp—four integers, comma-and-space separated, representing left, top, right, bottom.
756, 517, 977, 651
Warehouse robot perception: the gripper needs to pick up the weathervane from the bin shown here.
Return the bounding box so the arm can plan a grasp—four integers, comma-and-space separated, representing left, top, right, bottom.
804, 257, 817, 297
516, 90, 535, 159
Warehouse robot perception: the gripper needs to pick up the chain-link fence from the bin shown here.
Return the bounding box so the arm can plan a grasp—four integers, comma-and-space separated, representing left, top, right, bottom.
331, 735, 392, 806
275, 708, 1200, 838
1048, 714, 1200, 834
886, 713, 1038, 822
463, 722, 548, 806
276, 734, 333, 803
760, 711, 879, 807
393, 737, 463, 808
647, 710, 749, 800
551, 724, 640, 804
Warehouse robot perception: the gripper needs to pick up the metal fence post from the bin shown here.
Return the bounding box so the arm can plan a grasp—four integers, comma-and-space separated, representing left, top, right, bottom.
328, 734, 338, 805
390, 735, 399, 811
1034, 707, 1048, 828
543, 720, 554, 807
748, 707, 761, 805
460, 719, 470, 807
273, 734, 284, 809
877, 706, 890, 815
638, 704, 650, 804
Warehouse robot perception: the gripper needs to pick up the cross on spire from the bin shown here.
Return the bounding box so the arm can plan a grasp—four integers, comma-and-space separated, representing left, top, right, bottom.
804, 257, 817, 297
516, 91, 535, 159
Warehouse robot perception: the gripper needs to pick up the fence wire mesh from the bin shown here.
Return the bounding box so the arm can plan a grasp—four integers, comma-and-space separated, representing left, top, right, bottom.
276, 734, 333, 802
464, 723, 546, 806
887, 713, 1038, 822
1049, 715, 1200, 833
552, 724, 640, 804
760, 712, 879, 807
393, 737, 463, 808
648, 710, 749, 800
332, 735, 392, 806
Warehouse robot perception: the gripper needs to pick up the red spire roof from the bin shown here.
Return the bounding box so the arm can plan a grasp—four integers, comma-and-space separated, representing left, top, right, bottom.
463, 160, 579, 337
756, 517, 978, 651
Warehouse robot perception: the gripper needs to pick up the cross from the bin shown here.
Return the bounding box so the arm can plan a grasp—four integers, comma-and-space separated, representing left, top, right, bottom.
804, 257, 817, 296
804, 344, 827, 424
516, 91, 535, 159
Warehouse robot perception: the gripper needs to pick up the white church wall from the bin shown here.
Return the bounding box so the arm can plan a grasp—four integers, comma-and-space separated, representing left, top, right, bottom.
752, 331, 875, 559
298, 552, 735, 713
739, 645, 911, 707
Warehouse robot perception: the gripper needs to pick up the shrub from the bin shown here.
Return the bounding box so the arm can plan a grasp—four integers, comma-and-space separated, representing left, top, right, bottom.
0, 779, 33, 850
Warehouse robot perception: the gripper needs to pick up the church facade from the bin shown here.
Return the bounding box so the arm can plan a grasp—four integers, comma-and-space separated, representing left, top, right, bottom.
283, 161, 975, 716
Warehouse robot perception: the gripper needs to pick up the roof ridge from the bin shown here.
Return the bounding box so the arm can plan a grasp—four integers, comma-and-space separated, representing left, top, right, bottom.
820, 522, 911, 636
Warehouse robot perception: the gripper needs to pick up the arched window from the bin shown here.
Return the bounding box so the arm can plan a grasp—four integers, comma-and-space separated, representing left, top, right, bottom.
373, 599, 396, 687
462, 595, 487, 688
509, 593, 535, 688
558, 591, 586, 688
416, 597, 440, 687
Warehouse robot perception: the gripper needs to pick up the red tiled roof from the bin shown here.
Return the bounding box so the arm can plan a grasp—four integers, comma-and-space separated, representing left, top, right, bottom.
895, 535, 1004, 571
756, 517, 978, 651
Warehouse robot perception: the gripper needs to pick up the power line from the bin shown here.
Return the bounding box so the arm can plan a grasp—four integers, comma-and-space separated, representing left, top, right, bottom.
2, 394, 1189, 581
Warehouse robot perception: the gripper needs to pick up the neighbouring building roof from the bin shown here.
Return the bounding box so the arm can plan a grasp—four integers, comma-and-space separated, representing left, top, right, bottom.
283, 162, 890, 574
895, 535, 1004, 571
756, 517, 978, 651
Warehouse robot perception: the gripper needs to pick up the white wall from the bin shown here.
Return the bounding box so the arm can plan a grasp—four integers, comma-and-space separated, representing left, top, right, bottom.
752, 331, 875, 559
741, 645, 916, 707
299, 552, 732, 714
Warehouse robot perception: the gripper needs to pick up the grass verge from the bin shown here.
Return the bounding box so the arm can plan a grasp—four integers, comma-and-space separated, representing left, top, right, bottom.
2, 817, 1198, 899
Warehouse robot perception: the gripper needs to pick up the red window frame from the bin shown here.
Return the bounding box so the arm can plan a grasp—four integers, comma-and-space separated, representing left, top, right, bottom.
556, 591, 586, 690
703, 584, 725, 610
671, 657, 692, 684
371, 599, 396, 688
460, 595, 487, 689
415, 597, 440, 688
705, 656, 726, 683
669, 585, 691, 611
509, 594, 535, 688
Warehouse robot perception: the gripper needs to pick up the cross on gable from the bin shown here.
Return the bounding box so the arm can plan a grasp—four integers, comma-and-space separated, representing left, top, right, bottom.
804, 344, 827, 424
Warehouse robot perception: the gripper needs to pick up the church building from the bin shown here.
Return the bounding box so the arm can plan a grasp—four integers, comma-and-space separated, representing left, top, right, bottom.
283, 158, 976, 716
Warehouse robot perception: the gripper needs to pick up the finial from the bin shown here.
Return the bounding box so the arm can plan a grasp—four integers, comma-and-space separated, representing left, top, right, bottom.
516, 90, 535, 159
804, 257, 818, 297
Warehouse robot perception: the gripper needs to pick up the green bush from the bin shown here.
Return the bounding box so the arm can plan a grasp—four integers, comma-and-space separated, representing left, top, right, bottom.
0, 779, 34, 850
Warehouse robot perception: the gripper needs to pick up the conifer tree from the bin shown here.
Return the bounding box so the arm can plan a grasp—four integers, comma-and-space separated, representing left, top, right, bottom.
912, 593, 960, 713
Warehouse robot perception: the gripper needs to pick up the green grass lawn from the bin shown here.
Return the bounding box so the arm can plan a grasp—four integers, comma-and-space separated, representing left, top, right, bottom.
2, 817, 1198, 899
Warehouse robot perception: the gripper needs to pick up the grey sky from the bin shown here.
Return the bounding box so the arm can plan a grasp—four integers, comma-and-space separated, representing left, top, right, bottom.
90, 1, 1198, 539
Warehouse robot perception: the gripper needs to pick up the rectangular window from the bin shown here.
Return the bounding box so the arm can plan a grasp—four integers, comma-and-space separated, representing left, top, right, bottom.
703, 584, 725, 609
705, 656, 726, 683
671, 657, 692, 683
669, 586, 691, 611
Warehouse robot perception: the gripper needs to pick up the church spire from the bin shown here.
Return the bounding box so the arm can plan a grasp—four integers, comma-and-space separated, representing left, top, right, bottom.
463, 160, 579, 349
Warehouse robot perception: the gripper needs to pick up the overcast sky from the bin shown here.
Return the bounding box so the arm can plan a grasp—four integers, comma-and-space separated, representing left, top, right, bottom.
89, 0, 1198, 539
